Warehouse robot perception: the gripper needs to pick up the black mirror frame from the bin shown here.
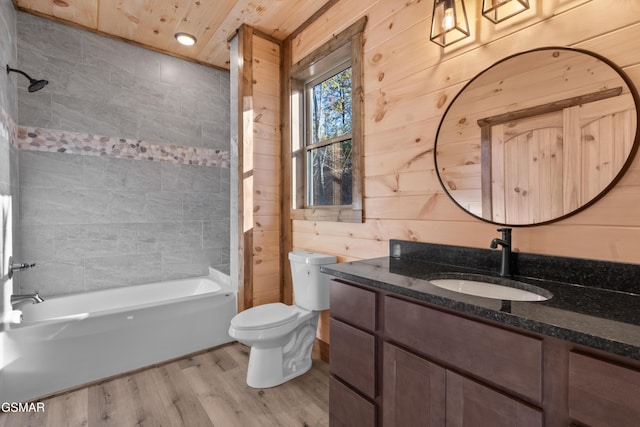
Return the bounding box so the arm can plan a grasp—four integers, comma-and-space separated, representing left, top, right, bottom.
434, 46, 640, 227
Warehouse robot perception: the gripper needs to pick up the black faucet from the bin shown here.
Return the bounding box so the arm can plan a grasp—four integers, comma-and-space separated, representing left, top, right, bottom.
490, 228, 512, 277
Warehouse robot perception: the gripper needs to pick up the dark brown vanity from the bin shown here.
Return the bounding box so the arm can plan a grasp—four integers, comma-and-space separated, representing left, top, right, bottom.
323, 46, 640, 427
323, 240, 640, 427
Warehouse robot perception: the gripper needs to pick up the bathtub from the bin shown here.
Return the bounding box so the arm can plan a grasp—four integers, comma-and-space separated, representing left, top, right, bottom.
0, 271, 236, 402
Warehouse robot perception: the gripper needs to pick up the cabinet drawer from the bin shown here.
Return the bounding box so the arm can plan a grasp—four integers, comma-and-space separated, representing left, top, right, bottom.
330, 280, 376, 331
330, 376, 376, 427
569, 351, 640, 426
330, 318, 376, 398
384, 296, 542, 402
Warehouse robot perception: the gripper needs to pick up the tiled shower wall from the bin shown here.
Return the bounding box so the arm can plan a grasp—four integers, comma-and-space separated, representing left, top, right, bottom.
15, 12, 231, 297
1, 0, 18, 321
19, 152, 230, 295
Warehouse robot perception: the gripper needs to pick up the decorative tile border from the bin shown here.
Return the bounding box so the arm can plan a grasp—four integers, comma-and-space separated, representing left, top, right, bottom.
16, 126, 230, 168
1, 106, 229, 167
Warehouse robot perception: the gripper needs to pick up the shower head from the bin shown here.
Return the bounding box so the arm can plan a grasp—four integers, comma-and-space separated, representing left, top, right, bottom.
6, 65, 49, 93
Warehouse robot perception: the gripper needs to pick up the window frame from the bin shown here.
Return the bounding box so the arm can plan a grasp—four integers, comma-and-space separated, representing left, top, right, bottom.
289, 18, 365, 223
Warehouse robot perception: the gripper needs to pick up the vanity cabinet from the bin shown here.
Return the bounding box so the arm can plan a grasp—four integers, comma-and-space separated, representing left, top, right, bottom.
330, 278, 640, 426
329, 279, 543, 426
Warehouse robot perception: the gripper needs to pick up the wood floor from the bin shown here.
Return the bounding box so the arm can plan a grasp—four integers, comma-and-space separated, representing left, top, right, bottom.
0, 343, 330, 427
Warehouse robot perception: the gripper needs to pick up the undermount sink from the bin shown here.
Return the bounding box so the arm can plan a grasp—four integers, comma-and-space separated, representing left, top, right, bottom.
429, 275, 551, 302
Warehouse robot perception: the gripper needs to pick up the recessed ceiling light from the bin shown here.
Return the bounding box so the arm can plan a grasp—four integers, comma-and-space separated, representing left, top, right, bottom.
175, 32, 197, 46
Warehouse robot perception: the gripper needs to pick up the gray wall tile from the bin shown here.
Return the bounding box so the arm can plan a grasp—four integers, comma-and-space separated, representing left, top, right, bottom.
18, 91, 52, 127
1, 0, 17, 118
83, 156, 161, 191
85, 252, 162, 291
137, 110, 203, 147
161, 248, 224, 281
17, 13, 83, 66
20, 224, 54, 262
183, 192, 229, 221
19, 151, 83, 188
0, 139, 10, 189
161, 163, 221, 192
18, 260, 85, 297
54, 224, 137, 264
50, 95, 122, 136
109, 191, 183, 223
46, 57, 111, 105
81, 34, 161, 82
17, 12, 230, 149
160, 55, 220, 92
14, 11, 231, 297
19, 159, 231, 295
203, 220, 230, 249
110, 68, 177, 114
202, 119, 230, 151
20, 187, 111, 225
137, 222, 202, 253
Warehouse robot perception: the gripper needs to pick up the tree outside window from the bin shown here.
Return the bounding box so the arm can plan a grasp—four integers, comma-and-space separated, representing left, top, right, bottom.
306, 67, 353, 207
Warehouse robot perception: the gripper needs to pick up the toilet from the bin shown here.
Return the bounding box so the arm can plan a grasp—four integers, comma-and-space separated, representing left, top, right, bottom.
228, 250, 336, 388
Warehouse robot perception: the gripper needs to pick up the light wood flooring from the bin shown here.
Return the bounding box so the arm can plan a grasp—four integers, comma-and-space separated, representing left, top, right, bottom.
0, 342, 329, 427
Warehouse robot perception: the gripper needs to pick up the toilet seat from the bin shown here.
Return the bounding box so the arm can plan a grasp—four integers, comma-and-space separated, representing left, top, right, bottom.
230, 303, 299, 330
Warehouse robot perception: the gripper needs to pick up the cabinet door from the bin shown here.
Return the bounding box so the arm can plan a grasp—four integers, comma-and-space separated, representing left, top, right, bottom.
447, 371, 543, 427
383, 343, 446, 427
569, 351, 640, 427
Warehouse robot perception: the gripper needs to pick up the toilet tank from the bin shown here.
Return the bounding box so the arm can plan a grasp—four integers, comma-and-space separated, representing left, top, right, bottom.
288, 251, 337, 311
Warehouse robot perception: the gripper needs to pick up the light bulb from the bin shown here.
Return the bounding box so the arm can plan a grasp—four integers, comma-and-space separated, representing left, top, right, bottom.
442, 7, 455, 31
175, 32, 197, 46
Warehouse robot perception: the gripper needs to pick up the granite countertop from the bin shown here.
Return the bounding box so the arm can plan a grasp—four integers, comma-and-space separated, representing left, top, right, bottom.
321, 255, 640, 361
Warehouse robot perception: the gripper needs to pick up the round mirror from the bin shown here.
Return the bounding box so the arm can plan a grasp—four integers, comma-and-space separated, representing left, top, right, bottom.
435, 47, 639, 226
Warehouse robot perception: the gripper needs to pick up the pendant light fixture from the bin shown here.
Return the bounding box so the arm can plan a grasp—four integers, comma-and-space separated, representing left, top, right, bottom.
430, 0, 470, 47
482, 0, 530, 24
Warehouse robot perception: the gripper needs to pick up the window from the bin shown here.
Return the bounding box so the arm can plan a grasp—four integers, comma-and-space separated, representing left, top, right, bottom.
306, 65, 353, 207
289, 18, 365, 223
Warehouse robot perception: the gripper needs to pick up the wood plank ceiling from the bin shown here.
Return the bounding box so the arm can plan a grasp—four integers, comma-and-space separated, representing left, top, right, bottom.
12, 0, 330, 70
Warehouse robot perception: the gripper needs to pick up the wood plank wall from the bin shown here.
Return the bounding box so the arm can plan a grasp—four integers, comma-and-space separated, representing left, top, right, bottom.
234, 26, 283, 309
284, 0, 640, 344
251, 33, 283, 307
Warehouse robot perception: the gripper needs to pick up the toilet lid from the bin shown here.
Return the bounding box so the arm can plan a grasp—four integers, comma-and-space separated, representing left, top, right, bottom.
231, 303, 299, 330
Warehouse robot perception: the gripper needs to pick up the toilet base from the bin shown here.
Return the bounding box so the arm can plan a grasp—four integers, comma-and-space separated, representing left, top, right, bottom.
246, 347, 312, 388
245, 317, 318, 388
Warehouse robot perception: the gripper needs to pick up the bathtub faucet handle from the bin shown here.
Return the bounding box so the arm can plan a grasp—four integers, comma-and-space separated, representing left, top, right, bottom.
8, 256, 36, 279
13, 262, 36, 269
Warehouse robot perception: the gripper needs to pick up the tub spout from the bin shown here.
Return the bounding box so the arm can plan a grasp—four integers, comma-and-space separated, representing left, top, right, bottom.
11, 292, 44, 307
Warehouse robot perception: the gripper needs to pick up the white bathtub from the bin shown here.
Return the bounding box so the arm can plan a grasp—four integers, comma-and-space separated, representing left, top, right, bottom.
0, 272, 236, 402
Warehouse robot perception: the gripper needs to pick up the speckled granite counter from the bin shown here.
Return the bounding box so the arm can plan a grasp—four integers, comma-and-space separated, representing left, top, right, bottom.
321, 240, 640, 361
